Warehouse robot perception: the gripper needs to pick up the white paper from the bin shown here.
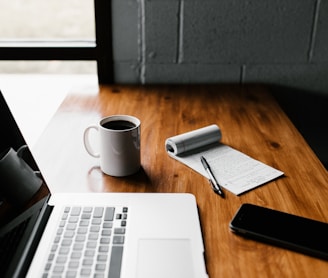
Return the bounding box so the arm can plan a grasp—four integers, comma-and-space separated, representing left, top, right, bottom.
165, 125, 284, 195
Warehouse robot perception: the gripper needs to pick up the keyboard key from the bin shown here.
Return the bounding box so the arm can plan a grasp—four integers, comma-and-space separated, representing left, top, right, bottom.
56, 228, 63, 235
80, 268, 91, 276
82, 259, 93, 266
83, 207, 93, 213
59, 247, 70, 255
93, 207, 104, 218
108, 246, 123, 278
56, 256, 67, 264
67, 223, 77, 230
103, 222, 113, 229
100, 237, 110, 244
96, 263, 106, 271
92, 218, 102, 225
114, 228, 125, 234
73, 243, 84, 251
113, 236, 124, 244
101, 229, 111, 236
98, 246, 109, 253
79, 220, 90, 226
48, 253, 55, 261
97, 254, 108, 262
51, 244, 58, 252
104, 207, 115, 221
66, 270, 77, 278
61, 239, 72, 246
68, 216, 79, 223
71, 207, 81, 216
88, 233, 99, 241
77, 227, 88, 234
71, 251, 82, 259
53, 265, 64, 273
81, 213, 91, 219
84, 250, 95, 257
90, 226, 100, 233
64, 231, 74, 238
68, 261, 79, 269
86, 241, 97, 249
76, 235, 86, 242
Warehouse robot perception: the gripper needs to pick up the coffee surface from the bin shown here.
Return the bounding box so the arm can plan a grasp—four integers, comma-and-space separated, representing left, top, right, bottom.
102, 120, 136, 130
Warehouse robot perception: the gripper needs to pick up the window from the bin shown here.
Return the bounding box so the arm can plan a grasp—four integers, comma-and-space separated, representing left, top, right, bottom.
0, 0, 113, 83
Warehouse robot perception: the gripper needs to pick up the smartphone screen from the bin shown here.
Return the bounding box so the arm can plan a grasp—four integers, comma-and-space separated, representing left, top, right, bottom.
230, 203, 328, 260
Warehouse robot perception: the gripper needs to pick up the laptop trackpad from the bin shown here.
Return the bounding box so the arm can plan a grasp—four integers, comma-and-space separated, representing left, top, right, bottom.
137, 239, 194, 278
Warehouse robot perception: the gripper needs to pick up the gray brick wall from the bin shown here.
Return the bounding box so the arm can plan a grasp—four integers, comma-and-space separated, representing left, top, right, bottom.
112, 0, 328, 95
112, 0, 328, 167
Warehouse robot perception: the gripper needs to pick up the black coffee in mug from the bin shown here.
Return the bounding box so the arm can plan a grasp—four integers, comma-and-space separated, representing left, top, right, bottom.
102, 120, 136, 130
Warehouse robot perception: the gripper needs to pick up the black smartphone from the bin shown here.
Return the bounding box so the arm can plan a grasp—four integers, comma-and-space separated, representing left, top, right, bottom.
230, 203, 328, 260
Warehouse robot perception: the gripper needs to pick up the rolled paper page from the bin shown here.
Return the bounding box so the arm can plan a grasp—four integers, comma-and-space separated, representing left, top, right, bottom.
165, 124, 222, 155
165, 124, 283, 195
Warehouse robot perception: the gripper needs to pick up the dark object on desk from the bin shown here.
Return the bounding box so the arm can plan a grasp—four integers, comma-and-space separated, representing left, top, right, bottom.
230, 203, 328, 261
271, 86, 328, 169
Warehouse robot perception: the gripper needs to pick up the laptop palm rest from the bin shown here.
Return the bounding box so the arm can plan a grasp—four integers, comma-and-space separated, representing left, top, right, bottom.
137, 239, 194, 278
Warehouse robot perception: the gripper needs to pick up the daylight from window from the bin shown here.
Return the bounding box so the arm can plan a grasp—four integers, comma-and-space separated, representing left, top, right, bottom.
0, 0, 96, 74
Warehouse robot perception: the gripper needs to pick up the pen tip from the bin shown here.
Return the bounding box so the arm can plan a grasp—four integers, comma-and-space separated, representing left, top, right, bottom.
215, 189, 225, 198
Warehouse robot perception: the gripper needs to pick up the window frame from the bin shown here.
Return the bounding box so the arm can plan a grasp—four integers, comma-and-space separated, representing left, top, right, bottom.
0, 0, 113, 84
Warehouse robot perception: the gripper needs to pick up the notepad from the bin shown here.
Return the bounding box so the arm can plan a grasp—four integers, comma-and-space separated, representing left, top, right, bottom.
165, 125, 284, 195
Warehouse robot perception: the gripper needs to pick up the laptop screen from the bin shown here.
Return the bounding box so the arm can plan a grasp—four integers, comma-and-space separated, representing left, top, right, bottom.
0, 90, 49, 227
0, 90, 53, 277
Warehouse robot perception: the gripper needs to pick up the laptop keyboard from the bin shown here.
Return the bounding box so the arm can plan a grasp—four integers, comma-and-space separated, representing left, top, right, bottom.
43, 206, 128, 278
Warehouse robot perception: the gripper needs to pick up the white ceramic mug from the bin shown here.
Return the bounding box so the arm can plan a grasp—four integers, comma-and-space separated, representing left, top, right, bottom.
0, 145, 43, 205
83, 115, 141, 177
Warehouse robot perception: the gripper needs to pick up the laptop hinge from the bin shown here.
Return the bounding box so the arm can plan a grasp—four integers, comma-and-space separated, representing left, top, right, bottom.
7, 196, 54, 278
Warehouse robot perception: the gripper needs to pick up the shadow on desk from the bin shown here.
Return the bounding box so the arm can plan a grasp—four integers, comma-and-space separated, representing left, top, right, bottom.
271, 86, 328, 170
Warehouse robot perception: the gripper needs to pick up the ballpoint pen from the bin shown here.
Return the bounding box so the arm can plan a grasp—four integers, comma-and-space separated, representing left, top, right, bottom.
200, 156, 225, 198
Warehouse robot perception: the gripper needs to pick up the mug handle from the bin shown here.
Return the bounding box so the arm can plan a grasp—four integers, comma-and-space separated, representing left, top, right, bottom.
17, 145, 28, 158
83, 125, 100, 158
17, 145, 43, 178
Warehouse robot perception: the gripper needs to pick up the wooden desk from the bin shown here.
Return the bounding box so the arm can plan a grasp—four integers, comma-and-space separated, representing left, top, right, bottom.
33, 85, 328, 277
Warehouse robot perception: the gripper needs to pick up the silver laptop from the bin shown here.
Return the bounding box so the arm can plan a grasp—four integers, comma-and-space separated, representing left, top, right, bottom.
0, 91, 208, 278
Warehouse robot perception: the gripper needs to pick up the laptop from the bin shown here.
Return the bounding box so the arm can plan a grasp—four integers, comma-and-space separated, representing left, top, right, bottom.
0, 90, 208, 278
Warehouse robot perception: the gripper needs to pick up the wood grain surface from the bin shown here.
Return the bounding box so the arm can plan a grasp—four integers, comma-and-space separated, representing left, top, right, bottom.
33, 84, 328, 277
